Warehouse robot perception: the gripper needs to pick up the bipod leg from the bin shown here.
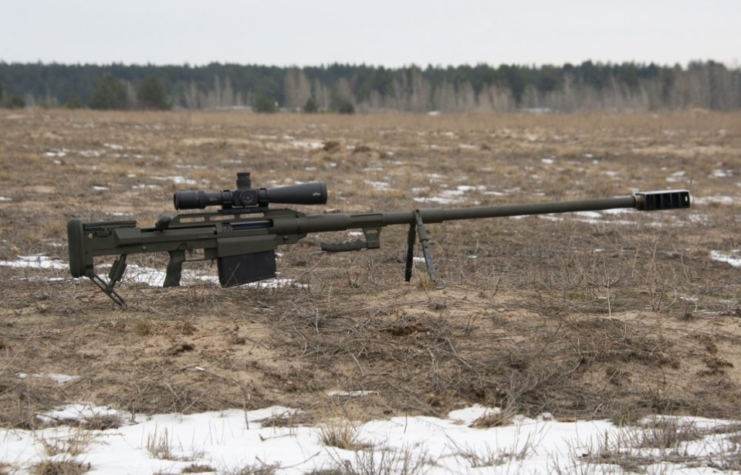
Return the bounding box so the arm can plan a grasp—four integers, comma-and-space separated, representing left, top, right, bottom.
88, 254, 128, 307
414, 210, 443, 288
404, 222, 416, 282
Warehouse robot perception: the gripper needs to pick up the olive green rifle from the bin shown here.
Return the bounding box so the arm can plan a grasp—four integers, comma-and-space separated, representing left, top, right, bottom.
68, 172, 691, 306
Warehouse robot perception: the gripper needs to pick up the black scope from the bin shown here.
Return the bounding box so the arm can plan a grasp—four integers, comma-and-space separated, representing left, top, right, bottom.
173, 172, 327, 210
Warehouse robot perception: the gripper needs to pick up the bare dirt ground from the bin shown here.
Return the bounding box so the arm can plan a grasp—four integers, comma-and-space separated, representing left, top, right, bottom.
1, 110, 740, 430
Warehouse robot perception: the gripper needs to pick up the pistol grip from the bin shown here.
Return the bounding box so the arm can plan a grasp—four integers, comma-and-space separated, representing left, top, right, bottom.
164, 250, 186, 287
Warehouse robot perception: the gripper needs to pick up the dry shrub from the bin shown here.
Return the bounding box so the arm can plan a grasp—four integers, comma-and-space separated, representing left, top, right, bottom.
146, 427, 174, 460
133, 319, 155, 336
257, 411, 314, 428
181, 464, 216, 473
31, 459, 90, 475
36, 429, 96, 457
638, 417, 702, 448
470, 405, 517, 428
222, 464, 279, 475
317, 447, 430, 475
319, 418, 361, 450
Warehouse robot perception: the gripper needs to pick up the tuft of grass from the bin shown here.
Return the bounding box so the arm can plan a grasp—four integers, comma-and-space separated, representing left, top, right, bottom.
134, 319, 155, 336
146, 427, 173, 460
319, 419, 361, 450
31, 459, 90, 475
317, 446, 431, 475
221, 464, 279, 475
181, 464, 216, 473
257, 411, 314, 428
36, 429, 95, 457
637, 417, 702, 448
470, 405, 517, 429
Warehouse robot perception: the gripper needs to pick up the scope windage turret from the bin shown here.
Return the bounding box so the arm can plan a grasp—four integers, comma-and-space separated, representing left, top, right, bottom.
173, 172, 327, 210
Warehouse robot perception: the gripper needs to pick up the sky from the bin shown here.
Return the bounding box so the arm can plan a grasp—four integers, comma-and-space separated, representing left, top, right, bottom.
1, 0, 739, 68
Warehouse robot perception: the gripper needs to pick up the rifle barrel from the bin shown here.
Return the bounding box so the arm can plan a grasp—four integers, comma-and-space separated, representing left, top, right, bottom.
301, 195, 638, 233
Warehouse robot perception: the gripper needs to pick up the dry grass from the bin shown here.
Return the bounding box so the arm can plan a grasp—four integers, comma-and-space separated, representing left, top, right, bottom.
181, 464, 216, 473
35, 429, 96, 457
318, 418, 362, 450
30, 460, 90, 475
0, 109, 740, 428
316, 447, 431, 475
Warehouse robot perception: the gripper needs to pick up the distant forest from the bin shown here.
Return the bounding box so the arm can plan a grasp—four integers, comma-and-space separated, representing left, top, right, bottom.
0, 61, 739, 112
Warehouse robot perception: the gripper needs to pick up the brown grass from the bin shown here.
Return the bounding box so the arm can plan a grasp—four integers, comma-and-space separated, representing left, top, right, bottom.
30, 460, 90, 475
1, 109, 740, 428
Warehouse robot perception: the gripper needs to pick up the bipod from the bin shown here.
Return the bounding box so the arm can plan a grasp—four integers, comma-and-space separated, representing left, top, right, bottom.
405, 210, 444, 289
89, 254, 128, 307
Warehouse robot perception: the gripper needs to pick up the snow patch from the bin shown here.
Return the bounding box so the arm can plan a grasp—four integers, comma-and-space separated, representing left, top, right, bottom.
0, 255, 67, 270
365, 180, 390, 190
711, 250, 741, 268
693, 196, 737, 205
16, 373, 80, 384
152, 176, 197, 186
290, 140, 323, 149
326, 390, 375, 398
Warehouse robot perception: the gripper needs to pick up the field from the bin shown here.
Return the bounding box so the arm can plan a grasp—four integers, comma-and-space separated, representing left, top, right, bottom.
1, 109, 741, 473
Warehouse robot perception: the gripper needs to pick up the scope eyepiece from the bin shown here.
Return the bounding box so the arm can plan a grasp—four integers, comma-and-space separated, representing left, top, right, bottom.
173, 175, 327, 211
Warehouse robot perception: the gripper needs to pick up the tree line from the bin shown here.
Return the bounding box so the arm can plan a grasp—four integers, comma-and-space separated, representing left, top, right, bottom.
0, 61, 739, 112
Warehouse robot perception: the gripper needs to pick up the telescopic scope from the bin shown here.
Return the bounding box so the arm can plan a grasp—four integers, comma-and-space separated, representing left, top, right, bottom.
173, 172, 327, 210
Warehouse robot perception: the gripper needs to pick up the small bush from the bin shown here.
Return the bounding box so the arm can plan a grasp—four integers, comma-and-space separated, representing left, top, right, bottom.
65, 93, 84, 109
253, 94, 277, 113
304, 97, 318, 113
89, 75, 128, 110
137, 76, 171, 110
2, 93, 26, 109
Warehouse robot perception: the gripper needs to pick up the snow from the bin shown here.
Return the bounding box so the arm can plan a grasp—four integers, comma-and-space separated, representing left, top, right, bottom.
667, 170, 686, 182
575, 211, 602, 219
44, 149, 68, 157
413, 196, 462, 205
541, 158, 554, 164
16, 373, 80, 384
693, 195, 738, 205
0, 255, 67, 270
152, 176, 198, 186
2, 254, 307, 290
326, 391, 375, 398
364, 180, 390, 190
1, 404, 738, 475
290, 140, 323, 150
413, 185, 486, 205
711, 250, 741, 268
602, 208, 630, 215
91, 186, 109, 191
0, 196, 11, 202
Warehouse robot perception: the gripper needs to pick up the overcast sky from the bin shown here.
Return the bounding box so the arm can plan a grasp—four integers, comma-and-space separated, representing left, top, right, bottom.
1, 0, 739, 67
